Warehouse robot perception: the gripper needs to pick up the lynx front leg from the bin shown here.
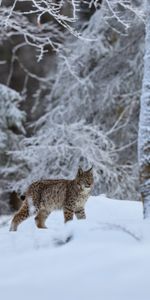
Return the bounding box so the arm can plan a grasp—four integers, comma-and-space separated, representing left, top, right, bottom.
75, 207, 86, 220
35, 209, 49, 229
9, 200, 29, 231
63, 207, 74, 223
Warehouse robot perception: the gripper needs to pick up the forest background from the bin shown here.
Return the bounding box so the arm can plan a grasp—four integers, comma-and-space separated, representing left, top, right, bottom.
0, 0, 144, 214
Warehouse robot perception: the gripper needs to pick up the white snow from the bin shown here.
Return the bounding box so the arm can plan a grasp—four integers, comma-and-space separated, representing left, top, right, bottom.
0, 195, 150, 300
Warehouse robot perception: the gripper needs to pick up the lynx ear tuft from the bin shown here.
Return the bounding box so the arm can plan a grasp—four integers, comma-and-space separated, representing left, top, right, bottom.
86, 165, 93, 172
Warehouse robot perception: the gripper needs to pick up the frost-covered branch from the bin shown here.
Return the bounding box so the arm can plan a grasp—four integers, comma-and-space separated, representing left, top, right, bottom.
0, 84, 26, 213
0, 0, 82, 59
102, 0, 145, 34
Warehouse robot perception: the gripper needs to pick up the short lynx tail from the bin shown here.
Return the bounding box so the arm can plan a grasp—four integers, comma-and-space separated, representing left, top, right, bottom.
9, 200, 29, 231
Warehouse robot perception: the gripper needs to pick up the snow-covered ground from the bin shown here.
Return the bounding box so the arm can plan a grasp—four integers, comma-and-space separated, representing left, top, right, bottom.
0, 195, 150, 300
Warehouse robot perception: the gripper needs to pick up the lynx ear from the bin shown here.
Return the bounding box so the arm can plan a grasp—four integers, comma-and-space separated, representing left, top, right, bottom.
86, 166, 93, 173
77, 167, 83, 176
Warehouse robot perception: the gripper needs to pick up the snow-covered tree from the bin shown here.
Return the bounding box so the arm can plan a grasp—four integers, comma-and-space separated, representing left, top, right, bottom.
138, 0, 150, 218
10, 1, 144, 201
0, 0, 146, 213
0, 84, 26, 213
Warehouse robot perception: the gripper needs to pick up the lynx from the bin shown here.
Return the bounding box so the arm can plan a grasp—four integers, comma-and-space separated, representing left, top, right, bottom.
10, 167, 93, 231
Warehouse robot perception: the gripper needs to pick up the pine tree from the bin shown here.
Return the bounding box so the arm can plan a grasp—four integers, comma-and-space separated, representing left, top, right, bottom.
0, 84, 26, 213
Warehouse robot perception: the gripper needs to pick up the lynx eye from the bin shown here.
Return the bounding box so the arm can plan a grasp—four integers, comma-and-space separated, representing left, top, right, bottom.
85, 180, 92, 187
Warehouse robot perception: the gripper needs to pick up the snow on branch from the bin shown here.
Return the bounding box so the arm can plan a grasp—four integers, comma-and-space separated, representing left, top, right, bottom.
0, 84, 26, 138
103, 0, 145, 34
0, 0, 83, 60
0, 84, 26, 213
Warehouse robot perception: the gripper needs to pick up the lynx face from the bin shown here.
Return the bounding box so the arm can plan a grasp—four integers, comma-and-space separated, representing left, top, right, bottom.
77, 167, 94, 189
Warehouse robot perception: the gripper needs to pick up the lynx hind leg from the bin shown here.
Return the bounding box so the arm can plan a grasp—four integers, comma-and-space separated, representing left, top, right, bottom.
9, 200, 29, 231
75, 207, 86, 220
35, 209, 49, 229
63, 207, 74, 223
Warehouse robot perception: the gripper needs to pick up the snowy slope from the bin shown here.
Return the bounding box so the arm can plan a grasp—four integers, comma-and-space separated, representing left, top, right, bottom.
0, 195, 150, 300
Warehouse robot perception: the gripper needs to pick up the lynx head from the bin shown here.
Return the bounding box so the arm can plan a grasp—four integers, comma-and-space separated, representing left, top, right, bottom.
76, 166, 94, 189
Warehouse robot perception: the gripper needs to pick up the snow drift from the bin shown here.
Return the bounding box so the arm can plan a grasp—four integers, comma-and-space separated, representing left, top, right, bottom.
0, 195, 150, 300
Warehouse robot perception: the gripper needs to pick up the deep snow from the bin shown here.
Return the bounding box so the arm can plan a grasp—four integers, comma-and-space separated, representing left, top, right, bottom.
0, 195, 150, 300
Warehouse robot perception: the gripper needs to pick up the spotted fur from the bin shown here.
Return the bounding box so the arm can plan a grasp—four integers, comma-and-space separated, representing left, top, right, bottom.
10, 167, 94, 231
